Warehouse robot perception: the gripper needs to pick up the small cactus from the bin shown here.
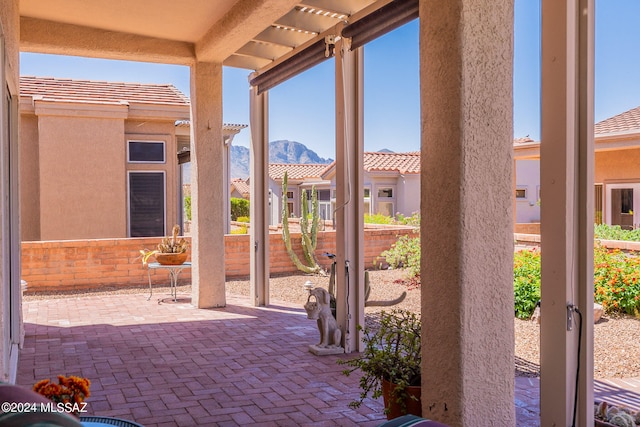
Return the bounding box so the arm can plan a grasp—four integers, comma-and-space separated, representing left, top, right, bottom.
608, 412, 635, 427
158, 225, 188, 254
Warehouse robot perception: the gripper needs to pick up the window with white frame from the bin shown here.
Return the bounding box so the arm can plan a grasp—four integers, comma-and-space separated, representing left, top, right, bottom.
364, 187, 371, 214
128, 141, 165, 163
376, 186, 395, 217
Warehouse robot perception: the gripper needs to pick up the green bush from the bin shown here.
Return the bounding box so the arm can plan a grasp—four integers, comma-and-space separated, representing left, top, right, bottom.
594, 223, 640, 242
230, 226, 247, 235
364, 213, 395, 224
395, 212, 420, 227
513, 244, 640, 318
230, 197, 249, 221
379, 235, 421, 278
594, 244, 640, 316
184, 195, 192, 221
236, 216, 250, 223
513, 249, 541, 319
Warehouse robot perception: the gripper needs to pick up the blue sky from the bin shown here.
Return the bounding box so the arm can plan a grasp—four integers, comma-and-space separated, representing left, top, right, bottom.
19, 1, 640, 160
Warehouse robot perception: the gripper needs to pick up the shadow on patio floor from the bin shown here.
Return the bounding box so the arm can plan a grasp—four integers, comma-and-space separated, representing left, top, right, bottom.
18, 290, 640, 426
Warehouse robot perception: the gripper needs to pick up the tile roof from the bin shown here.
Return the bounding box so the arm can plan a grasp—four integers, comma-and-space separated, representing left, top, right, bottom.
514, 137, 535, 144
20, 76, 190, 106
362, 151, 420, 174
231, 178, 250, 196
595, 106, 640, 135
268, 163, 331, 181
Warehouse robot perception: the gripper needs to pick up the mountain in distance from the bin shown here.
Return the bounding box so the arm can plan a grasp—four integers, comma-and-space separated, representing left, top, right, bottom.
378, 148, 394, 153
231, 140, 333, 179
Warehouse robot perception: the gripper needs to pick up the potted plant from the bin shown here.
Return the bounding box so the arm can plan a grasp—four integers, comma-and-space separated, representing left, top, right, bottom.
140, 224, 189, 265
338, 309, 421, 419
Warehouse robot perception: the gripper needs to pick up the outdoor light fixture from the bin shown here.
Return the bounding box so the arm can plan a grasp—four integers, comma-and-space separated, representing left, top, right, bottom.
303, 280, 314, 293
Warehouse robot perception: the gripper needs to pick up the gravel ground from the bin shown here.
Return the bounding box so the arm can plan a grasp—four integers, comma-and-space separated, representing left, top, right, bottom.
25, 269, 640, 379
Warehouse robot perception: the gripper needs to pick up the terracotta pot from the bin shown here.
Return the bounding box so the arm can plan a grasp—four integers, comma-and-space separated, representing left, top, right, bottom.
155, 252, 188, 265
382, 379, 422, 420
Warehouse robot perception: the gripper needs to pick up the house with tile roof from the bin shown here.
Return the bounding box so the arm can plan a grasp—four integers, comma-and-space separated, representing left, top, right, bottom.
20, 76, 243, 240
322, 151, 421, 220
514, 105, 640, 230
230, 178, 251, 199
263, 151, 421, 226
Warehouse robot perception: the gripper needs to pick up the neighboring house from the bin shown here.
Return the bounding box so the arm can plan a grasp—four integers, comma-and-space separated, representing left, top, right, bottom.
20, 76, 244, 240
230, 178, 250, 199
322, 151, 421, 219
514, 104, 640, 230
268, 163, 332, 226
262, 151, 421, 226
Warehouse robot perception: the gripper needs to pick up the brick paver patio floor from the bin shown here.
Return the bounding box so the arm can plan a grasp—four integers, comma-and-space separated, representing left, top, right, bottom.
16, 290, 640, 426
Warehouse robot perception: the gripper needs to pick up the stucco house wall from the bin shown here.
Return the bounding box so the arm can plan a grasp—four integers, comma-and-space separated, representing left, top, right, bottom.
595, 148, 640, 183
515, 159, 541, 224
19, 77, 190, 241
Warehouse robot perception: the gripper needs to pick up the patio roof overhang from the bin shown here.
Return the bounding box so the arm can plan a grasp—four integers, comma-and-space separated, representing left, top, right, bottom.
19, 0, 407, 74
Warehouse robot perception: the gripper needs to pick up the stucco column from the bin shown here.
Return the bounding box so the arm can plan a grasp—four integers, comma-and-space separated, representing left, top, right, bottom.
189, 62, 225, 308
250, 87, 270, 306
420, 1, 514, 425
335, 38, 364, 353
540, 0, 594, 425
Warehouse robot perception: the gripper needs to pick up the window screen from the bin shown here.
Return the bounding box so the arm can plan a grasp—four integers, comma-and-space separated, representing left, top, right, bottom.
129, 172, 165, 237
128, 141, 165, 163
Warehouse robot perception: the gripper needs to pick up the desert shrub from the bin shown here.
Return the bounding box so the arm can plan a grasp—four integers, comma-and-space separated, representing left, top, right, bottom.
230, 197, 249, 221
184, 195, 192, 221
364, 213, 395, 224
395, 212, 420, 227
379, 235, 421, 278
230, 226, 247, 235
513, 249, 541, 319
594, 244, 640, 316
236, 216, 250, 223
594, 223, 640, 242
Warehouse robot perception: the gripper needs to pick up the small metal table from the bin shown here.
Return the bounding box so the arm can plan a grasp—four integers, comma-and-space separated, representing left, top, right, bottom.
146, 262, 191, 302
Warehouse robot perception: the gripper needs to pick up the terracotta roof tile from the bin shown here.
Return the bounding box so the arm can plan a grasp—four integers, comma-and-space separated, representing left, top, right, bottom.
231, 178, 250, 197
514, 137, 535, 144
20, 76, 189, 106
362, 151, 420, 174
595, 106, 640, 135
268, 163, 331, 181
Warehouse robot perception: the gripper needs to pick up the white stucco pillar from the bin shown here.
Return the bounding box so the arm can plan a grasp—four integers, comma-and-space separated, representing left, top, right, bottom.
189, 62, 226, 308
250, 87, 270, 306
540, 0, 594, 425
420, 1, 515, 425
335, 38, 364, 353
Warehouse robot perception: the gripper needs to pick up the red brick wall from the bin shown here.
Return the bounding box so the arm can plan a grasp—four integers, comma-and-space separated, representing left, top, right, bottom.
22, 228, 418, 292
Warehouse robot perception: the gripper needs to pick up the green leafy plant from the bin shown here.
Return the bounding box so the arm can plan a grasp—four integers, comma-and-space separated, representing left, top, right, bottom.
594, 223, 640, 242
184, 195, 192, 221
513, 248, 541, 319
594, 244, 640, 316
230, 197, 250, 221
338, 309, 421, 415
364, 213, 395, 224
236, 216, 250, 223
379, 235, 421, 278
230, 226, 248, 235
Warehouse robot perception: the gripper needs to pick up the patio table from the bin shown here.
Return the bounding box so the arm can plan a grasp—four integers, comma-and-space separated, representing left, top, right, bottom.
146, 262, 191, 302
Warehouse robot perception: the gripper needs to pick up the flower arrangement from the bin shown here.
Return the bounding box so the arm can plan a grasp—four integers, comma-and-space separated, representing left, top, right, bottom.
33, 375, 91, 406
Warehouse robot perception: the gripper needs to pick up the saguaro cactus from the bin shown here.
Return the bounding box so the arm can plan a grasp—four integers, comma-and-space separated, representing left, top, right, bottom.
281, 171, 323, 274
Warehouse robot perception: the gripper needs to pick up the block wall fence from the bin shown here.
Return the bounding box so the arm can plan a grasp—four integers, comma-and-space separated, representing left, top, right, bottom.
21, 228, 418, 292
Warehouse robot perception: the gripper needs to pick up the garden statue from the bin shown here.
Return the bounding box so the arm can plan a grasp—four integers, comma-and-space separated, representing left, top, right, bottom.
304, 287, 344, 355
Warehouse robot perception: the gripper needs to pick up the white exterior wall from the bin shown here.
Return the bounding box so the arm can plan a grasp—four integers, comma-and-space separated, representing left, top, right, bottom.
397, 174, 420, 217
515, 159, 541, 223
